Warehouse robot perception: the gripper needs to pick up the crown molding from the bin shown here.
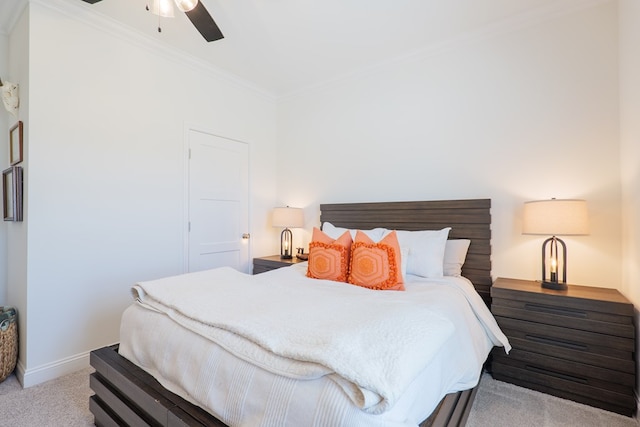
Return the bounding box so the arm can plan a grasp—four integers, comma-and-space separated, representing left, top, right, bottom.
279, 0, 615, 101
30, 0, 276, 102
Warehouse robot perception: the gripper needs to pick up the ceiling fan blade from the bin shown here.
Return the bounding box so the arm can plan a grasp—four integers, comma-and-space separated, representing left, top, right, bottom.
80, 0, 223, 42
184, 2, 224, 42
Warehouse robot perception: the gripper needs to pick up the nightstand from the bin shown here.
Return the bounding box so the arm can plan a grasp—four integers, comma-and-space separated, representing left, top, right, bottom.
252, 255, 306, 275
491, 277, 636, 416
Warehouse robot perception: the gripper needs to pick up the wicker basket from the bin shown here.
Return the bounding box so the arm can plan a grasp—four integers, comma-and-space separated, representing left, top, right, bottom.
0, 307, 18, 383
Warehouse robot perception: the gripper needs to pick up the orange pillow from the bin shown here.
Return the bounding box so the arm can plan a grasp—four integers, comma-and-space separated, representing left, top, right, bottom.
307, 228, 353, 282
348, 230, 405, 291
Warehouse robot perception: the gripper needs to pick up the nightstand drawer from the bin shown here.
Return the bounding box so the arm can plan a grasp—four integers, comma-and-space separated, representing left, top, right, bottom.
492, 297, 633, 324
501, 330, 635, 374
495, 316, 634, 354
253, 255, 305, 275
491, 278, 634, 316
253, 265, 273, 274
492, 301, 634, 338
493, 348, 635, 388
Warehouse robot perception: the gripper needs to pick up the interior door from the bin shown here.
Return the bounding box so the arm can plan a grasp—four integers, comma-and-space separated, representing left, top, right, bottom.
187, 129, 249, 273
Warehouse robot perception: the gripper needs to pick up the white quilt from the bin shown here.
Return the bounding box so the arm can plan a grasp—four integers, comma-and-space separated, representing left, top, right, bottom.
131, 267, 457, 414
120, 264, 510, 426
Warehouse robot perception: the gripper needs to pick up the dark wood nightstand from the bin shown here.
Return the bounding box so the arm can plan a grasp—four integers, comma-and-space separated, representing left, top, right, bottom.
490, 277, 636, 416
252, 255, 306, 275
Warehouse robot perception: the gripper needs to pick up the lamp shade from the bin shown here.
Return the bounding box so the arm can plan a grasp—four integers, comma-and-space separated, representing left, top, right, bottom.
272, 207, 304, 228
523, 199, 589, 236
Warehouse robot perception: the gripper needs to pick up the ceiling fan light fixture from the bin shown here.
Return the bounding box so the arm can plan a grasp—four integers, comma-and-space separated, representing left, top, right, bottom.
174, 0, 198, 12
149, 0, 175, 17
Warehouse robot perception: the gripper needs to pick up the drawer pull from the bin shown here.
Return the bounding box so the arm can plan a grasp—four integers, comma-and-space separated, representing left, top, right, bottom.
524, 303, 587, 318
525, 334, 588, 351
526, 365, 588, 384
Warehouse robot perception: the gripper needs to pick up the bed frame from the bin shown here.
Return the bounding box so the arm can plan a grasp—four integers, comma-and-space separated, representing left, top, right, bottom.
90, 199, 492, 427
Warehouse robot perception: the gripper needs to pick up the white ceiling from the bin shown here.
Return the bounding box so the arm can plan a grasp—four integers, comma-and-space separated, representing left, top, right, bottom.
1, 0, 604, 97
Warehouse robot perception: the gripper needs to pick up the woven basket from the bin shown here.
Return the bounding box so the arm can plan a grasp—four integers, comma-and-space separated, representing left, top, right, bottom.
0, 307, 18, 383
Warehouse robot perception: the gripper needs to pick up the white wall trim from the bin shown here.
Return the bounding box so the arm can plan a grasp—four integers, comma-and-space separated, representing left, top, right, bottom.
16, 346, 106, 388
30, 0, 276, 102
279, 0, 615, 101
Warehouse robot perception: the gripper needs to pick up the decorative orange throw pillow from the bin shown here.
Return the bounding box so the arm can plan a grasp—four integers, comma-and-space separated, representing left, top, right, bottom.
307, 228, 353, 282
348, 230, 405, 291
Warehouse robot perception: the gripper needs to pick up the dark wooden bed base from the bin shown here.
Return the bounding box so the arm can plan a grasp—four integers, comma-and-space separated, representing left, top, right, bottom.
90, 199, 491, 427
90, 345, 478, 427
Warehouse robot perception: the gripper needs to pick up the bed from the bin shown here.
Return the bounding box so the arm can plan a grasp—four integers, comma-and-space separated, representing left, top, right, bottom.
89, 199, 507, 427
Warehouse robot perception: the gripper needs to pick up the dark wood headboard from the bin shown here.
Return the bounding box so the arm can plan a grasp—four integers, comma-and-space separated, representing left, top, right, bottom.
319, 199, 492, 305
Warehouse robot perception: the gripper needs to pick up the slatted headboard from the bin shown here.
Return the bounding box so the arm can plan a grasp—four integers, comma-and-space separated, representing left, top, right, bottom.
319, 199, 492, 305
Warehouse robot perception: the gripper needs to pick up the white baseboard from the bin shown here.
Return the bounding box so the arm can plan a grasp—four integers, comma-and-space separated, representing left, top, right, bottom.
16, 351, 91, 388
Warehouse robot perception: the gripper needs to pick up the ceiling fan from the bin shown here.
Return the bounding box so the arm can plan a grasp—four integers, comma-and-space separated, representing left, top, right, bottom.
80, 0, 224, 42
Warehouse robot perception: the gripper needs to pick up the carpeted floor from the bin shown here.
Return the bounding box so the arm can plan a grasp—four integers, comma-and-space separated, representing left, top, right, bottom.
467, 373, 638, 427
0, 368, 93, 426
0, 368, 637, 426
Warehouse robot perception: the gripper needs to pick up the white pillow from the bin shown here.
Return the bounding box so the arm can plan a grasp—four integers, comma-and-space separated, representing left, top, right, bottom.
393, 228, 451, 278
321, 222, 386, 241
400, 247, 409, 280
443, 239, 471, 277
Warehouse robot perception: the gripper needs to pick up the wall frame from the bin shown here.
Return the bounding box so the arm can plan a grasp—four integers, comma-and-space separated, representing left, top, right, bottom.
9, 121, 23, 165
3, 166, 23, 222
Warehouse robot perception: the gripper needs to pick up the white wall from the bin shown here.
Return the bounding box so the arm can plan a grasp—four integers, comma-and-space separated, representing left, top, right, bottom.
11, 2, 277, 386
619, 2, 640, 302
618, 0, 640, 394
277, 2, 621, 290
0, 32, 8, 304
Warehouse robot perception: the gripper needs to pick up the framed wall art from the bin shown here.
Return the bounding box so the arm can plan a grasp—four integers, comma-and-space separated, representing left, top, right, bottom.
9, 121, 23, 165
3, 166, 23, 222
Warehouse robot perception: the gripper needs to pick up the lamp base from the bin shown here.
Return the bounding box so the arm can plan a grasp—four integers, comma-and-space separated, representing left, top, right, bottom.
280, 228, 293, 260
541, 281, 568, 290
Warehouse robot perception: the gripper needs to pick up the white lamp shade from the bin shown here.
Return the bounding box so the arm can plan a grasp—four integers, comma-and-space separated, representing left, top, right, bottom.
272, 207, 304, 228
523, 199, 589, 236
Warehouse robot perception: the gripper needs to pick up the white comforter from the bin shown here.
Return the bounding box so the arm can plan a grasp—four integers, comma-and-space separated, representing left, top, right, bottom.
120, 264, 509, 426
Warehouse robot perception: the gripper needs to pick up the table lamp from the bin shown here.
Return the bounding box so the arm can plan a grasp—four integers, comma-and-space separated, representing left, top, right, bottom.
272, 207, 304, 259
522, 198, 589, 290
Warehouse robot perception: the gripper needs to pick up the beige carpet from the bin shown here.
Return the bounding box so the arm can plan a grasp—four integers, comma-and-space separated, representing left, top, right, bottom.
0, 368, 636, 426
0, 368, 93, 426
467, 373, 638, 427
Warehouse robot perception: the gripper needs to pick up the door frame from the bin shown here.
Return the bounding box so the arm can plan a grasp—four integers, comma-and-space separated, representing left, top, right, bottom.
182, 123, 252, 273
